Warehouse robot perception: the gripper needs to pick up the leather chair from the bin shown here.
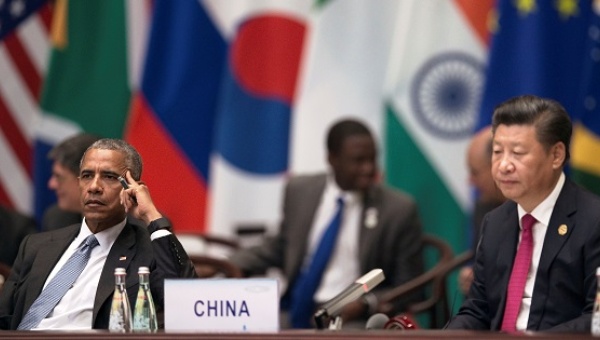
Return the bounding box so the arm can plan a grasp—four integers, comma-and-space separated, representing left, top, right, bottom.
176, 233, 242, 278
189, 254, 243, 278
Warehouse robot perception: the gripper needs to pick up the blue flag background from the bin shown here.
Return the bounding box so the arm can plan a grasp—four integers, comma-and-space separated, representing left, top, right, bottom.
477, 0, 592, 129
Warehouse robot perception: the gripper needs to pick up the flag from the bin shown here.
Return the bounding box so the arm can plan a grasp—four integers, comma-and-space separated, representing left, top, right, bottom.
126, 0, 230, 234
478, 0, 597, 195
127, 0, 314, 236
206, 0, 312, 237
383, 1, 493, 319
572, 1, 600, 195
477, 0, 591, 129
209, 0, 410, 238
291, 0, 401, 173
0, 0, 51, 215
384, 0, 493, 254
34, 0, 151, 222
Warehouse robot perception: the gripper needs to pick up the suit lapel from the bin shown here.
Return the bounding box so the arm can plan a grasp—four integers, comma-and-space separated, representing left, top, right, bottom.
23, 226, 79, 313
92, 223, 137, 323
288, 175, 326, 279
492, 205, 520, 329
527, 181, 576, 329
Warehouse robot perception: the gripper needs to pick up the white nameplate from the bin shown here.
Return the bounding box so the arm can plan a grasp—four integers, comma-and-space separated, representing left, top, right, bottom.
164, 278, 279, 332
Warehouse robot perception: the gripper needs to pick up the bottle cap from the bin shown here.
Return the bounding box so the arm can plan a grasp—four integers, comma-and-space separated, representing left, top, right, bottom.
115, 267, 126, 275
138, 266, 150, 274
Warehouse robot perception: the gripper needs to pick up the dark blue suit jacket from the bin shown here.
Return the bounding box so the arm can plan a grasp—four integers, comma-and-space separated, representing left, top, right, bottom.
447, 179, 600, 332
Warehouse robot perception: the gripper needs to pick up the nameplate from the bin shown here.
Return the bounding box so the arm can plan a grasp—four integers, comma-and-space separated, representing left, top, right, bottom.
164, 278, 279, 332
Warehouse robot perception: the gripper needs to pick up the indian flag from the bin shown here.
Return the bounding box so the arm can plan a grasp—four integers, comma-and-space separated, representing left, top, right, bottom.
384, 0, 493, 252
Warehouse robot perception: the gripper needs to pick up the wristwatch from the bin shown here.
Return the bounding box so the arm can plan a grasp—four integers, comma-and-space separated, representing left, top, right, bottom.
147, 217, 172, 234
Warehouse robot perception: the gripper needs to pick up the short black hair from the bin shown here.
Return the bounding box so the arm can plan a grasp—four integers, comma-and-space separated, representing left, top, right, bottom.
326, 119, 373, 154
48, 133, 101, 175
492, 94, 571, 165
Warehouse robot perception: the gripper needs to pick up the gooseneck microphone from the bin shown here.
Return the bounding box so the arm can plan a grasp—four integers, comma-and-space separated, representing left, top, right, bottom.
314, 268, 385, 329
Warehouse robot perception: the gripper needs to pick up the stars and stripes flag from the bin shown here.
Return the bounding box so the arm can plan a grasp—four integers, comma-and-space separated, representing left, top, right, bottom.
0, 0, 51, 214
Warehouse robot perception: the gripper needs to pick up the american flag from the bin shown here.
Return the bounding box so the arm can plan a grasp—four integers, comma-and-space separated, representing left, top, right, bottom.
0, 0, 51, 213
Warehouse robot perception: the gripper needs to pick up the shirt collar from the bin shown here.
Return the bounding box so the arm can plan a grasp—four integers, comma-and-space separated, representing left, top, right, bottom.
326, 173, 362, 205
81, 217, 127, 251
517, 172, 565, 228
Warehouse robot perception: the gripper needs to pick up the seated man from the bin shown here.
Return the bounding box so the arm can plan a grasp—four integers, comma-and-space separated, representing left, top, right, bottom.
230, 118, 424, 328
0, 138, 196, 330
447, 95, 600, 332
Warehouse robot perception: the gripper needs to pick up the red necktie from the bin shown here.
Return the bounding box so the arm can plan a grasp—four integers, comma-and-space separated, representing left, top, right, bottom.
501, 213, 536, 332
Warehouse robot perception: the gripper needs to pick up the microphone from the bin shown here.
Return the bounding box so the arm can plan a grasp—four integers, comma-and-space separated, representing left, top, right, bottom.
365, 313, 389, 330
384, 314, 418, 330
314, 268, 385, 329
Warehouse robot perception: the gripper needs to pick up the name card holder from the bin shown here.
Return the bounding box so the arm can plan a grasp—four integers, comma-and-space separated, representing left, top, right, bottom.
165, 278, 279, 332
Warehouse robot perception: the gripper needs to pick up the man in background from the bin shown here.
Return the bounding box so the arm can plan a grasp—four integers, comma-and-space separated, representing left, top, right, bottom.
230, 118, 424, 328
42, 133, 100, 231
458, 126, 505, 295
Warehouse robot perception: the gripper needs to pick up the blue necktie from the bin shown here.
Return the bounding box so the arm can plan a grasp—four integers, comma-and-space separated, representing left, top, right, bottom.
18, 234, 99, 330
289, 197, 345, 328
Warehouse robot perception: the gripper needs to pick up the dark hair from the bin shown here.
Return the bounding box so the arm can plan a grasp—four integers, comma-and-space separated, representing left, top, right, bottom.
326, 119, 373, 154
491, 95, 571, 165
82, 139, 143, 180
48, 133, 101, 175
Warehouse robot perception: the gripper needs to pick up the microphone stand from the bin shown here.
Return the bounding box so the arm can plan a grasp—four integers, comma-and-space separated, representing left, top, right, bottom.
314, 308, 343, 330
313, 269, 385, 330
314, 308, 328, 330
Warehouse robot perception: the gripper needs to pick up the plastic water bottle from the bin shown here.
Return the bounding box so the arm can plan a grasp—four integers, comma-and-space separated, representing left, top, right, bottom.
109, 267, 132, 332
133, 266, 158, 332
592, 267, 600, 336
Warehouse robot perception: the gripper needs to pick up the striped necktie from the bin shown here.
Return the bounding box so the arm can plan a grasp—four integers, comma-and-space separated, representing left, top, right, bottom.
18, 234, 99, 330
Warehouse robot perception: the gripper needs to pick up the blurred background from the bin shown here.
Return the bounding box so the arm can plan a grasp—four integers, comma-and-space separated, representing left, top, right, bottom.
1, 0, 600, 279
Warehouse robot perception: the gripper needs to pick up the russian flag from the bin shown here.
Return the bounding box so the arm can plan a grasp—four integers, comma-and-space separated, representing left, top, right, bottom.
126, 0, 226, 233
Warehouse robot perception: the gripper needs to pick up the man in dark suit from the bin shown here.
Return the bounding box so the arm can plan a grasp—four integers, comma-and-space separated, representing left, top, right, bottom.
0, 139, 196, 330
230, 119, 424, 328
447, 95, 600, 332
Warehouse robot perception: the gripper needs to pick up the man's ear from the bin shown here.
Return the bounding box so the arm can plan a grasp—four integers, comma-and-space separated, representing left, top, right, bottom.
551, 142, 566, 169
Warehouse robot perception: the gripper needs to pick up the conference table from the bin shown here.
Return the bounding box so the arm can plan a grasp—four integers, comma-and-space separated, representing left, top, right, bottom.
0, 330, 595, 339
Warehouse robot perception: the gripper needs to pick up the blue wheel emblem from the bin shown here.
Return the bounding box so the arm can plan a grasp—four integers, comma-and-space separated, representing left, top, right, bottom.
410, 52, 484, 139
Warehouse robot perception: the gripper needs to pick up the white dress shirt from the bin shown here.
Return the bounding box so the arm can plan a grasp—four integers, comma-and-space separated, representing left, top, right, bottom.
514, 172, 565, 331
34, 218, 126, 330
